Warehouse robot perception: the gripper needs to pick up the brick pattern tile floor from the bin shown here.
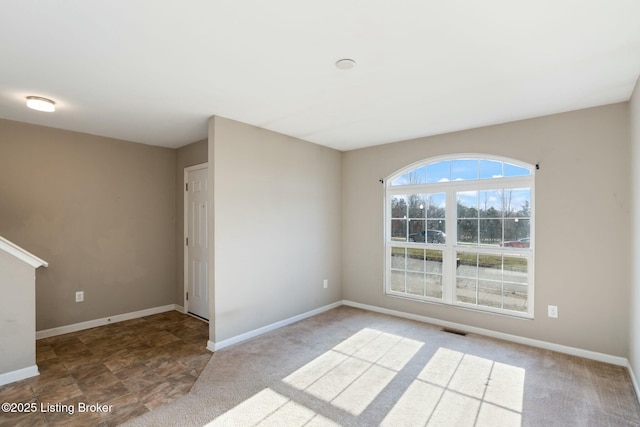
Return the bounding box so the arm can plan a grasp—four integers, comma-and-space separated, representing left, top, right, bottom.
0, 311, 211, 427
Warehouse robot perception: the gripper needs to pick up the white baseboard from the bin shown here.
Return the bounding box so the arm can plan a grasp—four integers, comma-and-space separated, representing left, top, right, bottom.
628, 362, 640, 404
33, 298, 635, 400
207, 299, 628, 367
36, 304, 181, 339
0, 365, 39, 387
342, 300, 628, 367
208, 301, 343, 352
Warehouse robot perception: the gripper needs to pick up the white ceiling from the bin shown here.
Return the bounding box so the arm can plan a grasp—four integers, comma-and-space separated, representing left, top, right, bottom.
1, 1, 639, 151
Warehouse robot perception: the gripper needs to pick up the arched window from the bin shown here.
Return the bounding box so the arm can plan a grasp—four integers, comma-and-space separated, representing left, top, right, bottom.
385, 155, 535, 317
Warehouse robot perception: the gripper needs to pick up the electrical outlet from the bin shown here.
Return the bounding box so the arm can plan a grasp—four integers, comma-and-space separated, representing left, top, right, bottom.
548, 305, 558, 318
323, 279, 328, 289
75, 291, 84, 302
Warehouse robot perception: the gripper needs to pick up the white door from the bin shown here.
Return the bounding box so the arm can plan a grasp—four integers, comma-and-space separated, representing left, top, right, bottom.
185, 164, 209, 320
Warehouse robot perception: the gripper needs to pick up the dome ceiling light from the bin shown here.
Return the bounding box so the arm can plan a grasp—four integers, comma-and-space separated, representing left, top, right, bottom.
26, 96, 56, 112
335, 58, 356, 70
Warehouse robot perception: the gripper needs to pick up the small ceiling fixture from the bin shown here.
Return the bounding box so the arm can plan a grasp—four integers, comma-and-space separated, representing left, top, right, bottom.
26, 96, 56, 112
335, 58, 356, 70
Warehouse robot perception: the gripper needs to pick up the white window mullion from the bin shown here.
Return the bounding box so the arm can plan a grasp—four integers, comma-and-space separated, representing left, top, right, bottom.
403, 247, 408, 293
443, 190, 457, 304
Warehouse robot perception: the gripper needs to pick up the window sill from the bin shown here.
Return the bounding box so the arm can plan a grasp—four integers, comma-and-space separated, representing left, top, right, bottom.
384, 291, 534, 320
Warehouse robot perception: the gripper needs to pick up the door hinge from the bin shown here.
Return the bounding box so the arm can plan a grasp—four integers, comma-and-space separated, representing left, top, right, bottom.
186, 237, 188, 246
186, 183, 188, 191
186, 292, 189, 301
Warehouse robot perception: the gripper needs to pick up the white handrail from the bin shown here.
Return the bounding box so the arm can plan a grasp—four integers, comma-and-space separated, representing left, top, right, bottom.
0, 236, 48, 268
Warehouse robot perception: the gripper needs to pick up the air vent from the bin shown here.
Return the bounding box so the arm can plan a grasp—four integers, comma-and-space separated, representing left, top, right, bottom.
442, 328, 467, 336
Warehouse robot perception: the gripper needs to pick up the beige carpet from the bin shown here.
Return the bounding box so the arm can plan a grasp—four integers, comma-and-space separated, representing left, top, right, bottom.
122, 306, 640, 426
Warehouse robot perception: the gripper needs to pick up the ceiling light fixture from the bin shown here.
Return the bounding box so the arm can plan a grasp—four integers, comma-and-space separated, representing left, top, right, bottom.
26, 96, 56, 112
335, 58, 356, 70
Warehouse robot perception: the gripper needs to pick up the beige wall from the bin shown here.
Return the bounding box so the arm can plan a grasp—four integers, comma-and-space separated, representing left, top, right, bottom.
208, 116, 342, 342
630, 78, 640, 373
0, 250, 36, 374
0, 119, 176, 330
0, 99, 634, 362
343, 103, 631, 356
175, 139, 208, 306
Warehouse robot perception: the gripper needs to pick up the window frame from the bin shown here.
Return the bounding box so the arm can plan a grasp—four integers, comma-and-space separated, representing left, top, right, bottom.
384, 154, 535, 318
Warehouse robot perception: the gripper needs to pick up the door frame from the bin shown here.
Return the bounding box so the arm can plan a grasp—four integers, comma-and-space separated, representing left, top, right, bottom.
183, 162, 209, 318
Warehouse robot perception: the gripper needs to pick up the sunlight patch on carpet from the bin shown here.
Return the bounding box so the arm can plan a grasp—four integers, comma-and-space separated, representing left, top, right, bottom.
204, 388, 288, 426
283, 328, 423, 415
207, 329, 525, 426
203, 388, 340, 427
381, 347, 525, 427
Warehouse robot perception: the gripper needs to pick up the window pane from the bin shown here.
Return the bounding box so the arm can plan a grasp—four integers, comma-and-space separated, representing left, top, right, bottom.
504, 284, 528, 312
390, 166, 427, 186
391, 247, 406, 269
503, 219, 530, 246
456, 252, 478, 304
479, 219, 502, 246
452, 159, 478, 181
426, 249, 443, 274
390, 175, 406, 186
408, 220, 425, 242
457, 219, 477, 245
390, 270, 405, 292
408, 166, 427, 185
504, 162, 531, 177
457, 191, 478, 218
479, 190, 503, 218
391, 196, 407, 218
506, 189, 531, 218
391, 219, 407, 241
426, 274, 442, 298
497, 188, 528, 218
426, 193, 446, 219
456, 252, 478, 278
426, 221, 446, 244
478, 280, 502, 308
479, 160, 503, 179
406, 248, 425, 271
503, 256, 527, 284
407, 272, 426, 296
478, 254, 502, 280
427, 161, 451, 183
456, 278, 476, 304
408, 194, 425, 218
426, 219, 445, 232
457, 191, 478, 245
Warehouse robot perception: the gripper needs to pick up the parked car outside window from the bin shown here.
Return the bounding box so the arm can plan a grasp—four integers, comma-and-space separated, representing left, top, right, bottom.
501, 238, 530, 248
408, 229, 446, 244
